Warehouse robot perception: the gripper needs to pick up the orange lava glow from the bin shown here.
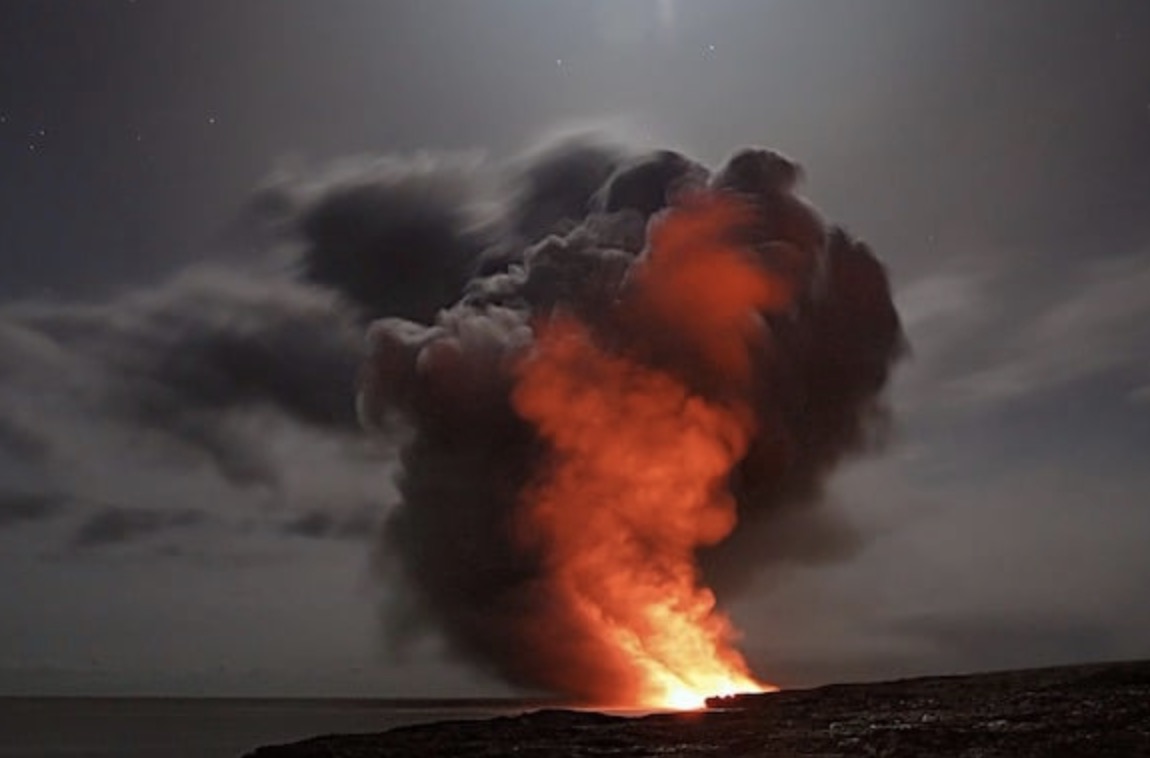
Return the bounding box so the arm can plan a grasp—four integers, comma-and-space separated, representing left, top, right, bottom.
512, 194, 787, 708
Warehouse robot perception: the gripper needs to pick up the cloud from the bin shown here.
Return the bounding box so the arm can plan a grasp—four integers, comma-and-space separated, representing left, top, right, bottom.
1, 267, 362, 487
71, 506, 206, 549
0, 491, 65, 528
953, 255, 1150, 402
280, 506, 379, 541
892, 247, 1150, 420
0, 412, 49, 462
0, 268, 392, 555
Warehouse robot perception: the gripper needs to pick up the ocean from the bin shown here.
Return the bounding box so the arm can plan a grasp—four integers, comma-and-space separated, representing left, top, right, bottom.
0, 697, 546, 758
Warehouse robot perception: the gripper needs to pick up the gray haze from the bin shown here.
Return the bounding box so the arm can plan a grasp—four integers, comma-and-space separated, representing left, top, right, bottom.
1, 0, 1148, 695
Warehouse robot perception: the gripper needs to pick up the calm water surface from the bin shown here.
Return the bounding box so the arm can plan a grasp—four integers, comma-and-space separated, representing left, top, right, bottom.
0, 697, 546, 758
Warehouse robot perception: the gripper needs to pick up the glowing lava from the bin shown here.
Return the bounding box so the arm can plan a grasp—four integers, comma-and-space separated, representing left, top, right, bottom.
512, 194, 786, 708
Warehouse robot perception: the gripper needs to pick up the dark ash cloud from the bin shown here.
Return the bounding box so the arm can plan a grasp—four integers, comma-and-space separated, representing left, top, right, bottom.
255, 154, 495, 323
506, 135, 628, 242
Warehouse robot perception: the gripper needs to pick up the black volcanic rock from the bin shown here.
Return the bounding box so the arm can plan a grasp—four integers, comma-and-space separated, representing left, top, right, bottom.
244, 660, 1150, 757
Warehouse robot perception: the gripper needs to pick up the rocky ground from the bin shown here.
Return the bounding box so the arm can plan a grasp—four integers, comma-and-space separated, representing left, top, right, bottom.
245, 660, 1150, 757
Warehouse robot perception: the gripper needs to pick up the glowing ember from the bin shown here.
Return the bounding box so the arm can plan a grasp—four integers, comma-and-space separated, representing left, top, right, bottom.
512, 194, 786, 708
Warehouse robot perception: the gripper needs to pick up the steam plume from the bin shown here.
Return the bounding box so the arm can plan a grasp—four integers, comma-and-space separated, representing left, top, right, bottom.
357, 141, 904, 704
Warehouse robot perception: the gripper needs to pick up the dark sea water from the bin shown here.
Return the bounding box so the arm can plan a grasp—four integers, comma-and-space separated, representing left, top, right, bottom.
0, 697, 545, 758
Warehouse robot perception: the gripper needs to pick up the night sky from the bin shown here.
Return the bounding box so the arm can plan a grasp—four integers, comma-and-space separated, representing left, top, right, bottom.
2, 0, 1150, 697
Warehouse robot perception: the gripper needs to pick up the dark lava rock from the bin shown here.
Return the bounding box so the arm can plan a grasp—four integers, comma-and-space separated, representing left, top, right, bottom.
244, 660, 1150, 757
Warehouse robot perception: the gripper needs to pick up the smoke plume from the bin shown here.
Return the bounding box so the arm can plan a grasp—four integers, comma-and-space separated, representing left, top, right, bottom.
357, 141, 904, 705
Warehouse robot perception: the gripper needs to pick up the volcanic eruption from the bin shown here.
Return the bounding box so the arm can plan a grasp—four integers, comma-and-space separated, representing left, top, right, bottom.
356, 142, 903, 708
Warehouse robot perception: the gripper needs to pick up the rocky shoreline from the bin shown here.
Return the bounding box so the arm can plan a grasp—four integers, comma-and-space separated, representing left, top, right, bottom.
244, 660, 1150, 757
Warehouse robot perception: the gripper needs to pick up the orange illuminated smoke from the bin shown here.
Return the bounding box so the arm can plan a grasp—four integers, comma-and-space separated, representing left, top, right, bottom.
512, 194, 787, 708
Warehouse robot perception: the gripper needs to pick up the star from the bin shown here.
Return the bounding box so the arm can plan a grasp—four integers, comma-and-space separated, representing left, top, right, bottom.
207, 116, 217, 125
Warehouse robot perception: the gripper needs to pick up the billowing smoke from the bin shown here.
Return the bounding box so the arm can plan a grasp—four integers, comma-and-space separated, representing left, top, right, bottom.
355, 139, 904, 705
